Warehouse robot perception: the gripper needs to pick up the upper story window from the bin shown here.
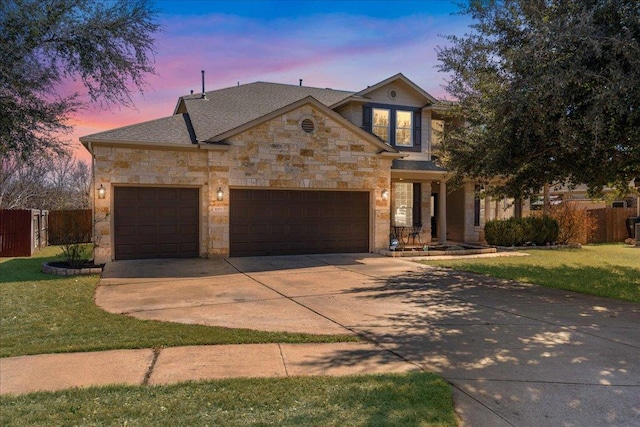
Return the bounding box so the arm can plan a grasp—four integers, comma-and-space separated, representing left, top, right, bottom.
395, 110, 413, 146
372, 108, 390, 142
363, 104, 421, 151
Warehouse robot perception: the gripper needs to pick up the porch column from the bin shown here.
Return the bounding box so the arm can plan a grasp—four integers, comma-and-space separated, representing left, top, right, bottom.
438, 180, 447, 244
421, 181, 432, 243
484, 195, 492, 222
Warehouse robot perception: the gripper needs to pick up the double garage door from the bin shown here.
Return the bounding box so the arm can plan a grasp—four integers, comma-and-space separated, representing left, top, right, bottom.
230, 189, 370, 257
113, 187, 369, 259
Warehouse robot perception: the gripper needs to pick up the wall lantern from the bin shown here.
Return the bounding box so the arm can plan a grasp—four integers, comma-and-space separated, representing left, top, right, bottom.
381, 189, 389, 201
216, 187, 224, 201
97, 184, 106, 199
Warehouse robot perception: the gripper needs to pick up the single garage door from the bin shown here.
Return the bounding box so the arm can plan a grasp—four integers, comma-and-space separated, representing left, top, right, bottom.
230, 189, 369, 257
114, 187, 199, 260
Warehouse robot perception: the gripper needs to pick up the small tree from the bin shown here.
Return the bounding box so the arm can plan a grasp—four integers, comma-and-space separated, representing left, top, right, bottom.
57, 213, 93, 268
549, 202, 598, 245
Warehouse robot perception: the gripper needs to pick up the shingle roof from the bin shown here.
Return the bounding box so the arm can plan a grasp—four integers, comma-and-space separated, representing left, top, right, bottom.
392, 159, 448, 172
80, 114, 195, 145
179, 82, 355, 141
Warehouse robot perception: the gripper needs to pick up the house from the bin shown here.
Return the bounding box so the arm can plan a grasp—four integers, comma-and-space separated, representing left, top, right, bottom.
81, 73, 519, 263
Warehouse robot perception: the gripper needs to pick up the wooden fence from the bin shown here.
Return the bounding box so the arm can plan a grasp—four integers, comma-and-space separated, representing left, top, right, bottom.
0, 209, 48, 257
588, 207, 637, 243
48, 209, 92, 245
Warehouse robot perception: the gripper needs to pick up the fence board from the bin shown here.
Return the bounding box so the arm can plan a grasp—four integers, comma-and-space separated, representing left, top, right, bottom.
0, 210, 37, 257
587, 207, 636, 243
48, 210, 92, 245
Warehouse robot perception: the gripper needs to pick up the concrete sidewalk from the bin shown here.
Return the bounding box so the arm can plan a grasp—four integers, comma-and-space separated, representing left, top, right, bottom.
0, 342, 419, 395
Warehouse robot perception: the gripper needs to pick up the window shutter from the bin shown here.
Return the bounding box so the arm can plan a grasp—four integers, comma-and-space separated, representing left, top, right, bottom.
413, 110, 421, 147
362, 106, 372, 133
413, 183, 422, 227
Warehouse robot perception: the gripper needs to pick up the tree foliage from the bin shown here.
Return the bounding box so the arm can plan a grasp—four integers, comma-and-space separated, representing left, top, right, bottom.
437, 0, 640, 198
0, 0, 159, 160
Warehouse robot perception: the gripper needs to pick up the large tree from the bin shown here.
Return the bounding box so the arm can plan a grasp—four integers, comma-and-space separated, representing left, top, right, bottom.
437, 0, 640, 198
0, 0, 159, 160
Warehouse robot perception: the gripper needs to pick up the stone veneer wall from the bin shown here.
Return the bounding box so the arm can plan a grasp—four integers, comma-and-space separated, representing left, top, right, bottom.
207, 104, 392, 255
92, 145, 210, 264
92, 103, 392, 262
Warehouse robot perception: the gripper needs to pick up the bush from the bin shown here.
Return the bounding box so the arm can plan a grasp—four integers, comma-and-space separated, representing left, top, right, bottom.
56, 214, 94, 267
548, 202, 598, 244
485, 216, 559, 246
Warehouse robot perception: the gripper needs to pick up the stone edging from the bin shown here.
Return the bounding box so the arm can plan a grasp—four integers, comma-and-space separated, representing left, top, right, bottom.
42, 262, 103, 276
379, 247, 497, 258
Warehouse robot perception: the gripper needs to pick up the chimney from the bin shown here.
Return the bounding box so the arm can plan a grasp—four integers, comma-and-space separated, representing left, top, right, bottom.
299, 79, 303, 86
201, 70, 207, 99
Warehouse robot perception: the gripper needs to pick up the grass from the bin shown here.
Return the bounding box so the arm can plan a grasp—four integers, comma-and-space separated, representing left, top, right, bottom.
0, 373, 456, 426
0, 246, 358, 358
418, 244, 640, 302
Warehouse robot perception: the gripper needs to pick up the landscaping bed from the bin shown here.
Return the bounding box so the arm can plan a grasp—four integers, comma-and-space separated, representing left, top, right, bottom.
381, 244, 496, 258
42, 261, 104, 276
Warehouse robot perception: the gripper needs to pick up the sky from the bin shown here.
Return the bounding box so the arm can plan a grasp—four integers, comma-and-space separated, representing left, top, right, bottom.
71, 0, 473, 162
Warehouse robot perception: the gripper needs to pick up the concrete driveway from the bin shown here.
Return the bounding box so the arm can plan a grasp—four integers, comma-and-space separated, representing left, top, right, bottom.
97, 254, 640, 427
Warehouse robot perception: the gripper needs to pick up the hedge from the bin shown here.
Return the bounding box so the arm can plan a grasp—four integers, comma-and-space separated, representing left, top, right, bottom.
484, 216, 559, 246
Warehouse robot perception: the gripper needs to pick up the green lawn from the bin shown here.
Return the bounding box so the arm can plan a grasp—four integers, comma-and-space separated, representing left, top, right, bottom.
0, 246, 358, 358
419, 244, 640, 302
0, 373, 456, 426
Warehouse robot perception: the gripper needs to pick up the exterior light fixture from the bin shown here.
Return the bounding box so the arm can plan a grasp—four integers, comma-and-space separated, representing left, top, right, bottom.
97, 184, 106, 199
381, 189, 389, 201
216, 187, 224, 201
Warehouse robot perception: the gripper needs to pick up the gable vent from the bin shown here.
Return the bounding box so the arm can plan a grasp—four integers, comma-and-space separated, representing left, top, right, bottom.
301, 118, 315, 133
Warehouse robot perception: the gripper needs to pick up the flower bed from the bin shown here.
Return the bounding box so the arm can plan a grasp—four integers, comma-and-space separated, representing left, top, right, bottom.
380, 244, 497, 258
42, 261, 104, 276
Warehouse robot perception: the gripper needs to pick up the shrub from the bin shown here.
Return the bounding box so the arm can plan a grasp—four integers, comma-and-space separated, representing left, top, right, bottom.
548, 201, 598, 244
56, 214, 94, 267
484, 216, 559, 246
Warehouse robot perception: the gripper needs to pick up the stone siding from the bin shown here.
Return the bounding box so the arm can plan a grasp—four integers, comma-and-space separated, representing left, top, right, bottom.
92, 146, 210, 264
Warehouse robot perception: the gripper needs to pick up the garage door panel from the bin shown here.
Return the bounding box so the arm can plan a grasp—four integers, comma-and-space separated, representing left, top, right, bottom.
230, 189, 369, 257
114, 187, 199, 260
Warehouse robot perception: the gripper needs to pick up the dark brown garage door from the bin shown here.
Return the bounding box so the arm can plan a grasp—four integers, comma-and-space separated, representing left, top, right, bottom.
114, 187, 199, 260
230, 189, 369, 257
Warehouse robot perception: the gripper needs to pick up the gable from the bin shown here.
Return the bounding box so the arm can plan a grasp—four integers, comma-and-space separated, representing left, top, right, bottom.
225, 102, 396, 189
361, 79, 428, 107
356, 73, 438, 106
176, 82, 355, 142
211, 96, 399, 156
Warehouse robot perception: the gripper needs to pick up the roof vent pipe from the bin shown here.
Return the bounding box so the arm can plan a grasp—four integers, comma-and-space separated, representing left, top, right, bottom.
299, 79, 303, 86
201, 70, 207, 99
